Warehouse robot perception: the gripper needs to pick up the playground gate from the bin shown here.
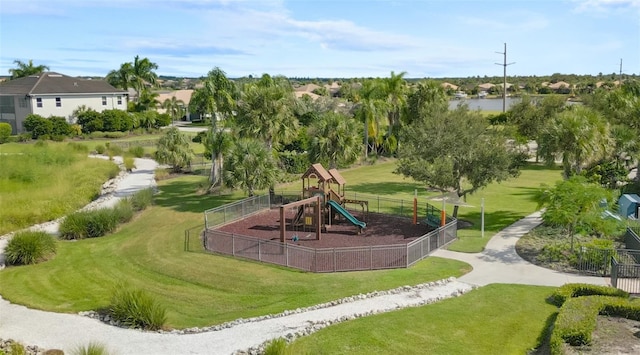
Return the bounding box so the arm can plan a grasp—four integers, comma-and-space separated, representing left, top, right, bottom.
195, 193, 458, 272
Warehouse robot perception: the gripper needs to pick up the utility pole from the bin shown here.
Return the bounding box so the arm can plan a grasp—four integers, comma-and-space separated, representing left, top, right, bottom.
495, 43, 515, 113
619, 58, 623, 82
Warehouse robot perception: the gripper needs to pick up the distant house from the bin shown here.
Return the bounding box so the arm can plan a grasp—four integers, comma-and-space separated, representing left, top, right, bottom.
0, 72, 127, 134
156, 89, 197, 121
548, 81, 572, 93
441, 82, 459, 91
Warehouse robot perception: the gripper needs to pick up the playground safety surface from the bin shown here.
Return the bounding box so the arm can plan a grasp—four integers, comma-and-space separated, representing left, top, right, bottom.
214, 208, 436, 248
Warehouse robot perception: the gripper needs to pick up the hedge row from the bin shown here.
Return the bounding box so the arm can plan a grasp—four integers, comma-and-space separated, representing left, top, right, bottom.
549, 283, 629, 307
549, 283, 636, 355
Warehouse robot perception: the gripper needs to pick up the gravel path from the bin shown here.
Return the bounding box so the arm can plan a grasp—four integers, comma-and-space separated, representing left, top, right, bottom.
0, 157, 610, 354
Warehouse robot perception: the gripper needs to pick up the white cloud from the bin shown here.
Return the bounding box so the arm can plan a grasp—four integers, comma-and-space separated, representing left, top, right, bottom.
573, 0, 640, 12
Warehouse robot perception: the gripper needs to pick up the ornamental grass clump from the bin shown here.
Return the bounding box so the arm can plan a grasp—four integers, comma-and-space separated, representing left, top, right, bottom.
59, 208, 119, 239
127, 188, 153, 211
72, 342, 111, 355
5, 231, 56, 265
110, 286, 167, 330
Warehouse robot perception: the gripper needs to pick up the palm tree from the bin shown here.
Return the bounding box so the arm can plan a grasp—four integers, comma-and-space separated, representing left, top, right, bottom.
538, 106, 612, 178
382, 71, 407, 136
235, 74, 299, 150
355, 79, 388, 158
135, 89, 159, 112
106, 56, 158, 101
155, 127, 194, 173
224, 139, 278, 196
106, 62, 133, 92
309, 112, 361, 169
131, 55, 159, 100
8, 59, 49, 79
204, 128, 233, 189
162, 96, 185, 125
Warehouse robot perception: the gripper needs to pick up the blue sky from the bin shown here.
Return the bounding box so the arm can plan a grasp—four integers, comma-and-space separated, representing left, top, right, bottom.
1, 0, 638, 78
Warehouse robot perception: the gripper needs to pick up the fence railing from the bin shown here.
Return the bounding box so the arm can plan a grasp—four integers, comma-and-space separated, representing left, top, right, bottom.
197, 192, 457, 272
204, 194, 271, 229
611, 256, 640, 294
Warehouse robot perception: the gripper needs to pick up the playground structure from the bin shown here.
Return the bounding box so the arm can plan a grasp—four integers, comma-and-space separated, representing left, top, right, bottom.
279, 164, 369, 243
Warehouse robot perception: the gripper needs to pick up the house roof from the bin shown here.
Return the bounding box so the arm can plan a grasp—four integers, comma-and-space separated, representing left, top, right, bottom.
477, 83, 495, 90
328, 168, 346, 186
441, 82, 459, 90
156, 89, 194, 105
548, 81, 571, 90
294, 91, 321, 100
294, 83, 322, 93
0, 72, 125, 96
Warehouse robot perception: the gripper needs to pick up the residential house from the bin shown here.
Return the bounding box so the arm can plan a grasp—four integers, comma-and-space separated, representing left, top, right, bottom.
156, 89, 198, 121
0, 72, 127, 134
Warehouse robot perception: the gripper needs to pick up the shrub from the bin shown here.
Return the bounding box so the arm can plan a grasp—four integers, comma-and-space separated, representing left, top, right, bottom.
23, 114, 52, 139
4, 231, 57, 265
94, 144, 106, 155
107, 144, 123, 157
154, 168, 170, 180
263, 338, 288, 355
113, 200, 134, 224
110, 286, 167, 330
69, 124, 83, 136
123, 156, 136, 172
128, 145, 145, 158
9, 341, 26, 355
50, 116, 72, 137
71, 342, 110, 355
0, 122, 12, 143
77, 110, 103, 133
550, 283, 628, 307
17, 133, 31, 142
59, 209, 119, 239
128, 188, 153, 211
68, 142, 89, 153
103, 131, 127, 139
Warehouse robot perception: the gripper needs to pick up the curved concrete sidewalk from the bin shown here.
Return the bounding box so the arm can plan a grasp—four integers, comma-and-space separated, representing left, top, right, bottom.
432, 211, 609, 287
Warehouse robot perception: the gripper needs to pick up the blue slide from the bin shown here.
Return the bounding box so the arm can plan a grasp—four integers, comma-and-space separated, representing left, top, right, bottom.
327, 200, 366, 230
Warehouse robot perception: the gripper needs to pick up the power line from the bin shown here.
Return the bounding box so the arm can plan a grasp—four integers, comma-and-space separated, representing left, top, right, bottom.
495, 43, 515, 113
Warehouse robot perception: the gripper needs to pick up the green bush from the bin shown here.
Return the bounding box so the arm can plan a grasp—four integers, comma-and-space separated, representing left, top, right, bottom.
154, 168, 170, 180
8, 341, 26, 355
0, 122, 12, 143
68, 142, 89, 153
107, 145, 123, 156
128, 145, 145, 158
59, 209, 119, 239
113, 200, 134, 224
128, 188, 153, 211
90, 131, 107, 139
550, 295, 640, 354
550, 283, 628, 307
72, 342, 110, 355
263, 338, 288, 355
95, 144, 106, 155
5, 231, 57, 265
110, 286, 167, 330
24, 114, 52, 139
123, 156, 136, 171
103, 131, 127, 139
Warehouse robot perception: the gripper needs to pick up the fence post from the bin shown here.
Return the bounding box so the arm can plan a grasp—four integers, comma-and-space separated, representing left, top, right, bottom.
370, 246, 373, 270
333, 248, 336, 272
259, 240, 262, 261
232, 234, 235, 256
611, 257, 618, 288
286, 243, 289, 267
406, 244, 409, 268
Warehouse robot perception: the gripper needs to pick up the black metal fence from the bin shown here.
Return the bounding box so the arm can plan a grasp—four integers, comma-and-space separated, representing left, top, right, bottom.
195, 192, 457, 272
611, 256, 640, 294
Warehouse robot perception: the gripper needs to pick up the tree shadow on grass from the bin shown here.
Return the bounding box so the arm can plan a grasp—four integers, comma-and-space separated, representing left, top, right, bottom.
347, 182, 424, 196
510, 186, 544, 204
459, 210, 532, 233
529, 311, 558, 355
154, 179, 240, 213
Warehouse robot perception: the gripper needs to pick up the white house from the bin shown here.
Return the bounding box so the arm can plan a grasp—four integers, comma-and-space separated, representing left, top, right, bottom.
0, 72, 127, 134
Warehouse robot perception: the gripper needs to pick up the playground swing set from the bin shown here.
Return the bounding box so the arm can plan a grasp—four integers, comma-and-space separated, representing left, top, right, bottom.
279, 163, 369, 243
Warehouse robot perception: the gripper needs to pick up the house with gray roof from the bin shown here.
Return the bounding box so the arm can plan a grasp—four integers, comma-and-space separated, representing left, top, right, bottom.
0, 72, 127, 134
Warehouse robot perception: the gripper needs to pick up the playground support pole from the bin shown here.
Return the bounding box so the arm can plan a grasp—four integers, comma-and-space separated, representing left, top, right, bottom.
315, 196, 321, 240
413, 189, 417, 225
481, 198, 485, 238
440, 193, 446, 227
279, 206, 285, 243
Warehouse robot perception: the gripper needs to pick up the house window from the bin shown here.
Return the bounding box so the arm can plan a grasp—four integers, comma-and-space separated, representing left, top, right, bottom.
55, 97, 62, 107
18, 97, 28, 108
36, 98, 43, 108
102, 96, 107, 105
117, 96, 122, 105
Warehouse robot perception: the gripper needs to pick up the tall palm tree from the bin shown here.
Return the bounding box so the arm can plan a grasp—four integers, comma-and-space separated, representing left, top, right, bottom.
355, 79, 387, 158
309, 112, 361, 169
106, 62, 133, 92
204, 129, 233, 189
131, 55, 159, 100
8, 59, 49, 79
382, 71, 407, 136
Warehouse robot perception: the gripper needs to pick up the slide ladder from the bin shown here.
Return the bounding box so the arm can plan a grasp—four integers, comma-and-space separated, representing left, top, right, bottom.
327, 200, 366, 231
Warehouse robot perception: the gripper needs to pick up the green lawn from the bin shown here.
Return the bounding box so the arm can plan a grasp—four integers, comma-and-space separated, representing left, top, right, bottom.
327, 160, 563, 252
0, 175, 470, 329
287, 284, 557, 355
